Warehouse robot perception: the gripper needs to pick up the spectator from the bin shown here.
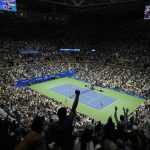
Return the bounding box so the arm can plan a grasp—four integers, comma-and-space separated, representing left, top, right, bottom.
46, 90, 80, 150
104, 117, 115, 140
74, 128, 95, 150
15, 116, 46, 150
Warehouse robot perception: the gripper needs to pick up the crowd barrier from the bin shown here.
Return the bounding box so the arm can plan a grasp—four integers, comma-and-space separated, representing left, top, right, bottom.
14, 71, 76, 87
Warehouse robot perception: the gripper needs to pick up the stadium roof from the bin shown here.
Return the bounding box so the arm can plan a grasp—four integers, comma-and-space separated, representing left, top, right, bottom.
17, 0, 147, 13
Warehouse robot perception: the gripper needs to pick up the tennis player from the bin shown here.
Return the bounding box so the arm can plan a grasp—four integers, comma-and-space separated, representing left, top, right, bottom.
100, 99, 103, 108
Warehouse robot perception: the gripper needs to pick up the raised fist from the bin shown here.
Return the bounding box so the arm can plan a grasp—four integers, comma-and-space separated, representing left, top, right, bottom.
123, 107, 125, 111
75, 89, 80, 96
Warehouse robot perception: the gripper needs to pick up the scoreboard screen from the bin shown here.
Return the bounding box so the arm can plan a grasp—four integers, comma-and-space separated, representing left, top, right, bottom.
0, 0, 17, 12
144, 6, 150, 20
60, 48, 80, 52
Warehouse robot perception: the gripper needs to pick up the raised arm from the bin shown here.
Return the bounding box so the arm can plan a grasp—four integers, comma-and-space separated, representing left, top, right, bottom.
70, 89, 80, 117
123, 107, 129, 123
114, 106, 119, 124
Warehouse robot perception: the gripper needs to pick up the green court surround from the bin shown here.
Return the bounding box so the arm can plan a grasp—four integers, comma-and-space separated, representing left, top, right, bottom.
30, 77, 144, 123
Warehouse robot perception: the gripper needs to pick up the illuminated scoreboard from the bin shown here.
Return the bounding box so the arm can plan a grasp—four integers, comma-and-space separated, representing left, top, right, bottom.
144, 6, 150, 20
0, 0, 17, 12
60, 48, 80, 52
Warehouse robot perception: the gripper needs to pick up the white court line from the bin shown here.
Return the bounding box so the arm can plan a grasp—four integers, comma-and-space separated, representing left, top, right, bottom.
87, 96, 118, 111
87, 98, 100, 104
82, 94, 96, 100
51, 85, 118, 111
98, 100, 118, 111
88, 102, 99, 108
53, 90, 66, 95
81, 99, 118, 111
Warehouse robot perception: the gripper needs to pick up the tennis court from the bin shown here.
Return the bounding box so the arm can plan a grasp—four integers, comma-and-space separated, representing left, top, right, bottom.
30, 77, 144, 122
49, 83, 117, 110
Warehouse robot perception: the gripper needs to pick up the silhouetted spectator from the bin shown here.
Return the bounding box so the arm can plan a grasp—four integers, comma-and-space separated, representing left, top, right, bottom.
104, 117, 115, 140
15, 116, 46, 150
46, 90, 80, 150
74, 128, 95, 150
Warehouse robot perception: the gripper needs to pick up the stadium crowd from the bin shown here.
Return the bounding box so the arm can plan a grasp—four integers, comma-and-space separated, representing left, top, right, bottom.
0, 37, 149, 98
0, 18, 150, 150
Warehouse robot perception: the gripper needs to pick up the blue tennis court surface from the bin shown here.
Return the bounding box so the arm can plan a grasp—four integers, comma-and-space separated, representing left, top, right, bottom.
49, 83, 117, 110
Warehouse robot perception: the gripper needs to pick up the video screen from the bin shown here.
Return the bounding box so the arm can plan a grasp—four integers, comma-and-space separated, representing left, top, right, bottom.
60, 48, 80, 52
144, 6, 150, 19
0, 0, 17, 12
